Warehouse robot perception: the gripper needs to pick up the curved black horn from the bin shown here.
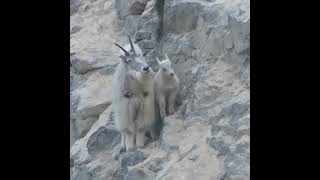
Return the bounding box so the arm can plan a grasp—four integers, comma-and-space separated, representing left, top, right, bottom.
114, 43, 130, 56
128, 36, 136, 55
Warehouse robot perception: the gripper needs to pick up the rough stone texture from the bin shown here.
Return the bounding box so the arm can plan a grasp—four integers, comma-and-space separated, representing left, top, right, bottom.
121, 150, 147, 169
70, 0, 250, 179
125, 168, 150, 180
87, 126, 120, 155
70, 0, 83, 16
70, 0, 121, 74
156, 113, 221, 180
70, 69, 113, 146
70, 0, 132, 145
164, 2, 203, 34
71, 106, 124, 180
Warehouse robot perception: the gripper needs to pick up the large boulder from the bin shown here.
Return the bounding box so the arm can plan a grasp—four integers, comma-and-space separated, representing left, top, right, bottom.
70, 0, 140, 145
71, 106, 122, 180
70, 0, 131, 74
70, 69, 113, 145
72, 71, 113, 120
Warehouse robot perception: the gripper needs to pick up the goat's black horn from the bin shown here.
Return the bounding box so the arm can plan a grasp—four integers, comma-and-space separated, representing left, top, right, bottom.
128, 36, 136, 55
114, 43, 130, 56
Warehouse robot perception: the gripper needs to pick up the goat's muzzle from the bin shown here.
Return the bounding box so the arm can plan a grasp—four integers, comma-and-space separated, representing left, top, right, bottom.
143, 66, 149, 71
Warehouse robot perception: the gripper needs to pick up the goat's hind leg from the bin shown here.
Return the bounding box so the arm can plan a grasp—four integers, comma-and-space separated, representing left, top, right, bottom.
125, 131, 135, 151
150, 127, 156, 140
158, 95, 166, 119
150, 123, 161, 141
119, 132, 126, 153
168, 90, 177, 115
136, 129, 145, 148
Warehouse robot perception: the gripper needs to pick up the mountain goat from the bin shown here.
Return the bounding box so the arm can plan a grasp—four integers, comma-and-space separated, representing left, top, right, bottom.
112, 36, 155, 152
154, 54, 180, 120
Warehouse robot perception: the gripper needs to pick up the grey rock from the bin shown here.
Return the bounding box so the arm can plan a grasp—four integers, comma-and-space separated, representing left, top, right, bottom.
135, 31, 152, 42
145, 158, 164, 172
229, 18, 250, 55
120, 150, 147, 168
208, 138, 230, 155
188, 154, 199, 161
70, 56, 93, 74
145, 50, 158, 68
70, 0, 82, 16
71, 71, 113, 120
224, 32, 234, 50
87, 126, 120, 155
70, 117, 78, 147
115, 0, 146, 19
72, 168, 92, 180
224, 153, 249, 179
235, 142, 250, 157
164, 2, 203, 34
71, 106, 113, 165
123, 15, 141, 36
137, 40, 156, 55
71, 106, 125, 180
125, 168, 149, 180
71, 25, 83, 34
71, 116, 99, 146
208, 102, 250, 179
142, 17, 159, 33
70, 53, 117, 75
177, 144, 197, 162
128, 1, 147, 15
141, 40, 156, 49
112, 167, 127, 180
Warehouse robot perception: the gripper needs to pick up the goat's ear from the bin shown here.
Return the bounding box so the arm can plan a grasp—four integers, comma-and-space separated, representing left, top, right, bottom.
128, 36, 136, 56
165, 53, 170, 60
150, 68, 156, 77
119, 55, 128, 63
156, 57, 161, 65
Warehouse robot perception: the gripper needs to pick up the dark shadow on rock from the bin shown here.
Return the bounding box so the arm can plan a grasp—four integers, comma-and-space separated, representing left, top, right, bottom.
155, 0, 165, 42
71, 25, 82, 35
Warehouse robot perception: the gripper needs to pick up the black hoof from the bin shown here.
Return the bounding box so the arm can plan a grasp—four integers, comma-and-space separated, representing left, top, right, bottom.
119, 147, 126, 154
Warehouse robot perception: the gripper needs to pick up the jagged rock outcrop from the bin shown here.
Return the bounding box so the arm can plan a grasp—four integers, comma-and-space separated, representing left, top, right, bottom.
70, 0, 250, 179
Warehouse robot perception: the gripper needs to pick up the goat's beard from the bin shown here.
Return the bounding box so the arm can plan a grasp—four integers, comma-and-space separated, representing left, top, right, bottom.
128, 70, 143, 82
128, 68, 154, 84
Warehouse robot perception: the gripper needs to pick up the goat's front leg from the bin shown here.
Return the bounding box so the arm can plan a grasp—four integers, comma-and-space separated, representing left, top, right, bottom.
136, 129, 145, 148
125, 131, 135, 152
168, 90, 178, 115
158, 95, 166, 120
119, 132, 126, 153
150, 126, 156, 140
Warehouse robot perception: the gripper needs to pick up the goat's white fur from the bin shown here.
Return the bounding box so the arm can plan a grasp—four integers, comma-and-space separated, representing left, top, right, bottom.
112, 41, 155, 152
154, 54, 180, 120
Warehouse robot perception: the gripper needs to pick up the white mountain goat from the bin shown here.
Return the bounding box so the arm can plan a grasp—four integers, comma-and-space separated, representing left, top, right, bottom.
154, 54, 180, 120
112, 36, 155, 152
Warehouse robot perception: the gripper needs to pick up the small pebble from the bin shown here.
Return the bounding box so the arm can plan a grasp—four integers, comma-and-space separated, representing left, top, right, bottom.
188, 154, 199, 161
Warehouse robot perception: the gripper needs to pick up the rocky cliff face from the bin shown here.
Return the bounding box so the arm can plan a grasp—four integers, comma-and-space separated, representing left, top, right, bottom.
70, 0, 250, 179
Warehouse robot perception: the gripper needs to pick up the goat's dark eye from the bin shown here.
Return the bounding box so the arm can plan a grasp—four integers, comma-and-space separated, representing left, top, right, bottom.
163, 68, 166, 71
